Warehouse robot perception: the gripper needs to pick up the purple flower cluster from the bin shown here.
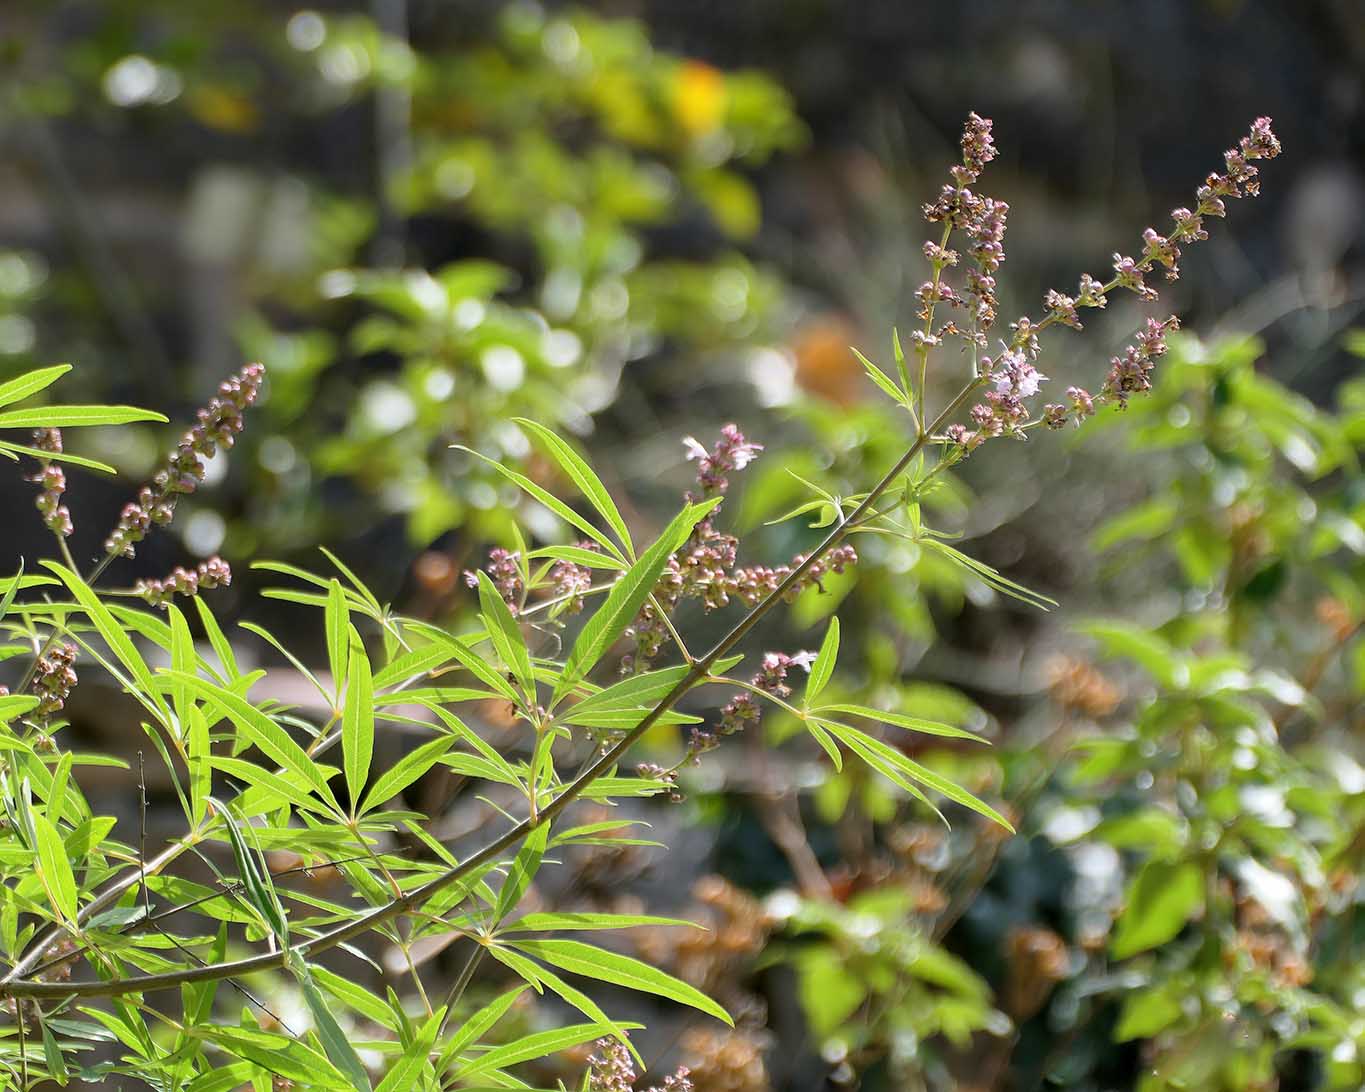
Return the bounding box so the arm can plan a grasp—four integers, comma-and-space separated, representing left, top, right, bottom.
549, 554, 593, 614
688, 652, 812, 757
938, 116, 1280, 447
105, 363, 265, 559
134, 556, 232, 608
587, 1037, 693, 1092
28, 428, 72, 538
921, 113, 1011, 343
626, 427, 856, 671
33, 642, 78, 719
464, 547, 523, 609
683, 423, 763, 500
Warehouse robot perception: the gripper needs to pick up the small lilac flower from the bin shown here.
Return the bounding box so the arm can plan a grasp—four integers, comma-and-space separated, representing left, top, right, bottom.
135, 557, 232, 608
684, 424, 763, 499
464, 547, 523, 609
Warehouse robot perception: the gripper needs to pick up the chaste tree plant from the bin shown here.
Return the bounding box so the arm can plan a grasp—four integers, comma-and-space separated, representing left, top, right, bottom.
0, 114, 1278, 1089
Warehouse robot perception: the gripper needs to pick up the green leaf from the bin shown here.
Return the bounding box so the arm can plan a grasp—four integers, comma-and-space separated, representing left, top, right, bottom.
312, 965, 399, 1031
184, 1063, 255, 1092
192, 1025, 348, 1087
476, 572, 535, 702
0, 694, 40, 724
1076, 620, 1187, 690
511, 938, 732, 1025
1114, 986, 1185, 1041
553, 500, 718, 704
818, 719, 1013, 830
294, 961, 375, 1092
0, 559, 22, 624
805, 617, 840, 704
209, 757, 334, 817
920, 540, 1056, 610
0, 439, 117, 473
816, 704, 989, 743
0, 404, 167, 428
209, 796, 288, 943
359, 736, 457, 816
343, 625, 374, 810
371, 641, 452, 690
374, 1007, 443, 1092
561, 665, 692, 722
501, 912, 699, 933
44, 562, 162, 715
33, 812, 78, 923
1111, 860, 1204, 959
852, 347, 912, 410
168, 673, 342, 814
181, 923, 228, 1031
42, 1021, 69, 1086
495, 822, 549, 924
514, 418, 633, 558
402, 622, 520, 703
436, 986, 526, 1069
459, 1022, 635, 1077
194, 597, 239, 682
456, 446, 621, 558
326, 581, 350, 701
0, 364, 71, 409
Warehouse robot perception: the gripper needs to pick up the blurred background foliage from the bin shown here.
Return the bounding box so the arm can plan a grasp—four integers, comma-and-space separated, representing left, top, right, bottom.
1, 1, 1364, 1089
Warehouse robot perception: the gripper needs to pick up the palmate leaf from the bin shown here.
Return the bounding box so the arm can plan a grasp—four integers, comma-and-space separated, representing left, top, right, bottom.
815, 703, 989, 743
167, 673, 343, 815
486, 944, 641, 1065
359, 736, 458, 815
191, 1025, 349, 1088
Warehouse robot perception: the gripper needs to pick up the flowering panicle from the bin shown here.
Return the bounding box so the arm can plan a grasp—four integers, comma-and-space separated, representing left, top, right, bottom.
586, 1037, 692, 1092
28, 428, 73, 538
464, 547, 523, 610
921, 112, 1011, 345
105, 363, 265, 559
688, 651, 812, 757
684, 423, 763, 501
936, 117, 1279, 448
134, 557, 232, 608
625, 427, 855, 672
33, 642, 78, 719
549, 553, 593, 614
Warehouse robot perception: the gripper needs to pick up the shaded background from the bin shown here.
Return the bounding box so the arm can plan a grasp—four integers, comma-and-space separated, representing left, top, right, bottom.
1, 1, 1363, 1089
